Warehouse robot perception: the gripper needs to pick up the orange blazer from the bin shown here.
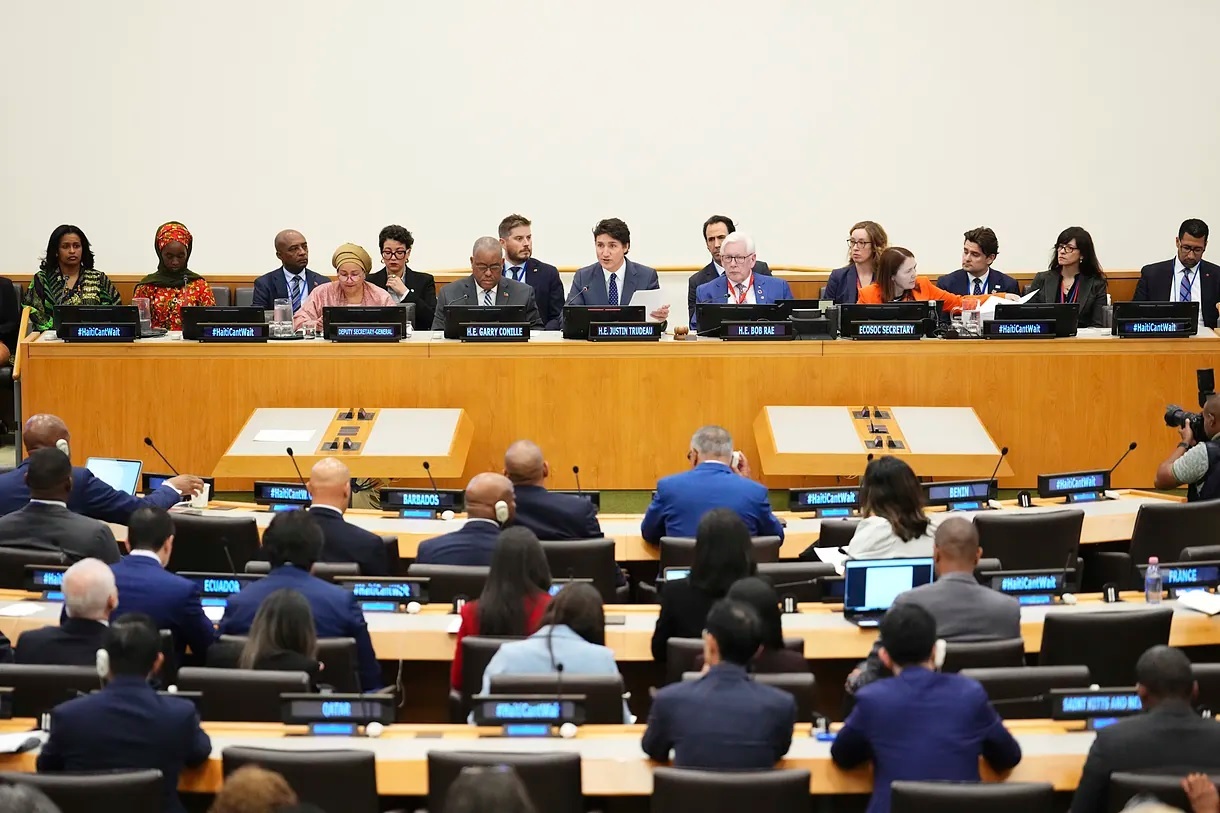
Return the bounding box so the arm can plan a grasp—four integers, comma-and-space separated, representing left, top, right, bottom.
857, 276, 989, 311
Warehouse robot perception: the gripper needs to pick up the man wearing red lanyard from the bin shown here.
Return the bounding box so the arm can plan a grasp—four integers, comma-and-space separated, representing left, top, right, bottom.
691, 233, 794, 329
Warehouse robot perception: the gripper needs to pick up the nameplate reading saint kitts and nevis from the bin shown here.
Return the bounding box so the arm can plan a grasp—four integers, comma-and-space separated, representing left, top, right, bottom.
460, 323, 531, 343
587, 322, 663, 342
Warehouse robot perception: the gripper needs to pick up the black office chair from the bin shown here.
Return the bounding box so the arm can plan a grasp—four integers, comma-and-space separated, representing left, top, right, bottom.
665, 638, 704, 685
1181, 544, 1220, 562
211, 635, 361, 693
489, 674, 627, 723
406, 564, 489, 603
1039, 608, 1173, 686
817, 518, 860, 549
757, 561, 836, 603
176, 667, 310, 722
449, 636, 521, 722
427, 751, 583, 813
379, 533, 404, 576
941, 639, 1026, 673
0, 665, 99, 717
1192, 663, 1220, 713
0, 769, 163, 813
222, 747, 378, 813
1108, 772, 1207, 813
309, 562, 360, 582
890, 780, 1054, 813
165, 515, 260, 574
539, 538, 624, 603
0, 547, 65, 589
659, 536, 782, 570
959, 665, 1092, 719
1093, 500, 1220, 590
974, 510, 1084, 585
651, 767, 809, 813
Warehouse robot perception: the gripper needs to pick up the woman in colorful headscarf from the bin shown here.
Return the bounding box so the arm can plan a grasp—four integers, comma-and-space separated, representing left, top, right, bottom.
292, 243, 395, 330
133, 221, 215, 330
25, 224, 121, 333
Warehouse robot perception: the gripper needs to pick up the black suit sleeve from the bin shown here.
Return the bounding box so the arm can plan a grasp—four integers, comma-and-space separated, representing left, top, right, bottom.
523, 289, 543, 327
1133, 268, 1151, 302
95, 525, 122, 564
0, 278, 19, 356
582, 502, 602, 539
412, 273, 437, 331
687, 274, 701, 316
1068, 733, 1111, 813
544, 274, 564, 331
251, 276, 272, 310
1081, 278, 1109, 327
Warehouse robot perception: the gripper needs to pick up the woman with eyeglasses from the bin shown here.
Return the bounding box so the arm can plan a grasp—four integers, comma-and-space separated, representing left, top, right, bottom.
292, 243, 396, 331
1027, 226, 1108, 327
366, 224, 436, 330
823, 221, 889, 305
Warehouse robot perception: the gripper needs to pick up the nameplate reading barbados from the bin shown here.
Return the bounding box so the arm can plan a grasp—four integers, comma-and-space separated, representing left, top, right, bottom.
587, 322, 662, 342
460, 323, 531, 343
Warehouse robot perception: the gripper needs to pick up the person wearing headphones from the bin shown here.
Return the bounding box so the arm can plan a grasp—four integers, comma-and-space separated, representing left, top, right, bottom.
415, 473, 516, 566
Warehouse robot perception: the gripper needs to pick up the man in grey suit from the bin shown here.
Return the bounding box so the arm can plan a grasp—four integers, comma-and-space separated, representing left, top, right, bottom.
431, 236, 542, 331
566, 218, 670, 322
0, 448, 122, 564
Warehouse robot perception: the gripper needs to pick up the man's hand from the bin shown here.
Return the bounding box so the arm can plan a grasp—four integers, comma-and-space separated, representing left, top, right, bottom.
1183, 773, 1219, 813
649, 304, 670, 322
167, 475, 205, 496
730, 451, 752, 479
1002, 293, 1022, 301
385, 275, 408, 297
1180, 421, 1197, 447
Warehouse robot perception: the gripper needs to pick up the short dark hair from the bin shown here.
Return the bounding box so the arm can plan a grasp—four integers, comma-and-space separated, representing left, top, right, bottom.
128, 506, 174, 552
262, 511, 324, 570
703, 215, 736, 240
40, 224, 96, 273
542, 582, 605, 646
105, 613, 162, 676
498, 214, 531, 239
963, 226, 999, 258
378, 224, 414, 252
592, 218, 630, 246
726, 576, 784, 651
691, 508, 757, 595
879, 603, 937, 667
705, 598, 762, 665
1180, 219, 1210, 241
442, 767, 537, 813
26, 447, 71, 492
1136, 645, 1194, 700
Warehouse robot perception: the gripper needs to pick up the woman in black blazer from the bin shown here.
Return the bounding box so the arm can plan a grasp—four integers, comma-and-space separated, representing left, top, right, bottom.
694, 576, 810, 674
1028, 226, 1109, 327
206, 588, 322, 688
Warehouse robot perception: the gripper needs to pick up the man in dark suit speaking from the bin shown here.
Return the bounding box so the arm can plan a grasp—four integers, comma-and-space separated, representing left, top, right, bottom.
1134, 218, 1218, 328
567, 218, 669, 322
432, 237, 542, 330
687, 215, 772, 319
307, 457, 390, 576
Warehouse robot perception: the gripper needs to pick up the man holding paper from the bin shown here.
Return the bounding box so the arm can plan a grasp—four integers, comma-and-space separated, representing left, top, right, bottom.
566, 218, 669, 322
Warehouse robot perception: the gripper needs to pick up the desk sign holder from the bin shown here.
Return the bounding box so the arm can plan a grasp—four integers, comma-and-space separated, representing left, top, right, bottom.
335, 577, 430, 611
1037, 470, 1110, 503
281, 693, 397, 730
331, 323, 402, 343
983, 319, 1056, 339
470, 695, 586, 737
988, 570, 1069, 606
380, 487, 464, 518
845, 320, 923, 340
460, 322, 530, 342
788, 486, 860, 516
197, 323, 269, 343
922, 479, 995, 511
1114, 318, 1196, 338
587, 322, 662, 342
721, 321, 795, 341
1136, 560, 1220, 598
58, 322, 138, 342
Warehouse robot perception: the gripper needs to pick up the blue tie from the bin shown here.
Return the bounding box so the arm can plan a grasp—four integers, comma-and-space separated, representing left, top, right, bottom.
289, 274, 304, 311
608, 273, 619, 306
1181, 268, 1195, 303
972, 278, 983, 296
509, 266, 522, 282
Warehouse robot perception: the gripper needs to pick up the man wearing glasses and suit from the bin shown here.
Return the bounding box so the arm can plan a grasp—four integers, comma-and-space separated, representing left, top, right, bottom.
1134, 219, 1219, 328
691, 233, 793, 330
687, 215, 772, 320
431, 237, 542, 330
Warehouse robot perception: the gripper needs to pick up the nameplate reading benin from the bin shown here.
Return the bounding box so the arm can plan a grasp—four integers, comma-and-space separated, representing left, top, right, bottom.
587, 322, 662, 342
460, 323, 531, 343
331, 323, 402, 343
983, 319, 1056, 339
850, 321, 922, 340
198, 323, 269, 343
721, 321, 795, 341
59, 323, 138, 343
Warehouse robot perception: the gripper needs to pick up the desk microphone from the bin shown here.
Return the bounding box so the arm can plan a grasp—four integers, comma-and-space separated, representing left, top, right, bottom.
286, 447, 308, 489
572, 465, 583, 496
563, 286, 590, 307
422, 460, 441, 501
143, 437, 180, 476
986, 446, 1009, 494
1108, 441, 1138, 475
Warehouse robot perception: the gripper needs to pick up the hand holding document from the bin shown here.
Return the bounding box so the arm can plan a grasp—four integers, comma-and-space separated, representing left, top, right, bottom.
979, 288, 1039, 317
630, 289, 671, 323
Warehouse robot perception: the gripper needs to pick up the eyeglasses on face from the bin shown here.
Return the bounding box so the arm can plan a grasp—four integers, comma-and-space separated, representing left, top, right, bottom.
1181, 244, 1206, 256
381, 249, 408, 259
473, 263, 503, 274
847, 239, 872, 248
1056, 243, 1080, 253
722, 254, 754, 265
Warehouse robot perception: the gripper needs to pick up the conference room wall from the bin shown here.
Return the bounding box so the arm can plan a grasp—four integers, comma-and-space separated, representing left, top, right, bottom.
3, 2, 1217, 278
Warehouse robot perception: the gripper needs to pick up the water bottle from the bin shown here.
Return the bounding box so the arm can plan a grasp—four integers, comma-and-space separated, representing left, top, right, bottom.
1145, 556, 1163, 605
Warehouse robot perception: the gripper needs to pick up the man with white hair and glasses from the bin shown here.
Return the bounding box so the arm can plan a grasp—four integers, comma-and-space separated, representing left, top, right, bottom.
692, 232, 793, 329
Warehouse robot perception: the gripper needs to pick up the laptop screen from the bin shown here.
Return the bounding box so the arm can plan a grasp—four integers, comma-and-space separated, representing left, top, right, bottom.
85, 457, 143, 496
843, 558, 935, 614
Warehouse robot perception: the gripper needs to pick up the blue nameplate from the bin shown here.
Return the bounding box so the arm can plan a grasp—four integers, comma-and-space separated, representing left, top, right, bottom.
460, 323, 530, 342
722, 321, 794, 341
331, 323, 402, 342
587, 322, 662, 342
59, 323, 137, 342
789, 487, 860, 514
984, 319, 1056, 339
198, 323, 269, 343
851, 320, 922, 340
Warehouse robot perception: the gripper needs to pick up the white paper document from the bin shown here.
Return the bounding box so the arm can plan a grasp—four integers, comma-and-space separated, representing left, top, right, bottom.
0, 603, 44, 617
0, 731, 46, 754
253, 429, 315, 443
979, 288, 1039, 317
629, 289, 672, 322
1177, 590, 1220, 616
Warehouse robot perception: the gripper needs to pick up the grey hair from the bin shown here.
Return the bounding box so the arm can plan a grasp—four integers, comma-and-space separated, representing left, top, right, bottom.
691, 425, 733, 458
63, 558, 116, 620
471, 236, 503, 257
722, 231, 755, 255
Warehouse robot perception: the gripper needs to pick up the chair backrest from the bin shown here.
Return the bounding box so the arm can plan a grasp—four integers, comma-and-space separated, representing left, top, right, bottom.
427, 751, 583, 813
1039, 608, 1174, 686
678, 672, 818, 723
818, 518, 860, 549
0, 769, 164, 813
650, 766, 810, 813
973, 510, 1083, 573
310, 562, 360, 583
665, 638, 704, 685
222, 747, 378, 813
166, 515, 260, 574
176, 667, 310, 722
1192, 663, 1220, 714
0, 665, 99, 717
234, 287, 255, 307
0, 547, 65, 589
1182, 544, 1220, 562
405, 564, 489, 603
890, 780, 1055, 813
215, 635, 361, 693
1108, 772, 1201, 813
941, 639, 1026, 673
1131, 500, 1220, 566
378, 534, 404, 576
659, 536, 781, 571
489, 673, 626, 724
210, 286, 231, 307
454, 636, 520, 721
157, 628, 178, 687
539, 538, 618, 602
756, 561, 836, 603
959, 665, 1092, 719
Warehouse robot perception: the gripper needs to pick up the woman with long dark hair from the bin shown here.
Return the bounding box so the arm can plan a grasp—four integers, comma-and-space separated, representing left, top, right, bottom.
25, 224, 120, 334
207, 588, 321, 687
847, 457, 939, 559
1027, 226, 1108, 327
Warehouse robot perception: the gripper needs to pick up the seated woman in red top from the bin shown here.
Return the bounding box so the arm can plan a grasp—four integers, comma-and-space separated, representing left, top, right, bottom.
857, 247, 1019, 309
133, 221, 215, 331
450, 526, 553, 690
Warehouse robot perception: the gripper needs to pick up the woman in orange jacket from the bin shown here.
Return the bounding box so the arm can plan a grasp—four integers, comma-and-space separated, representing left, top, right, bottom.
858, 247, 1020, 309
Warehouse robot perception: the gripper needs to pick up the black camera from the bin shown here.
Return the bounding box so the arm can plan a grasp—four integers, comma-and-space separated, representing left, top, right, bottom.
1165, 368, 1216, 441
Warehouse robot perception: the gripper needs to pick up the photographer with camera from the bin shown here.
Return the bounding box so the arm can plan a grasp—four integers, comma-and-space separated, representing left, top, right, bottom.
1155, 388, 1220, 501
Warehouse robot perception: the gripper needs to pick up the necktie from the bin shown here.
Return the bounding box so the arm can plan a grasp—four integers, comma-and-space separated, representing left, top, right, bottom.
482, 288, 493, 307
1181, 268, 1195, 303
289, 274, 303, 311
972, 278, 983, 296
509, 266, 522, 282
735, 283, 747, 301
608, 273, 619, 306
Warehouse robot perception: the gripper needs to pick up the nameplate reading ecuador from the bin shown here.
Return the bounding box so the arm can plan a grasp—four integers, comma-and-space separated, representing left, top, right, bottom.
721, 321, 795, 341
983, 319, 1056, 339
587, 322, 662, 342
59, 323, 137, 343
198, 323, 269, 343
1114, 318, 1196, 339
460, 323, 530, 342
849, 320, 922, 340
331, 323, 402, 343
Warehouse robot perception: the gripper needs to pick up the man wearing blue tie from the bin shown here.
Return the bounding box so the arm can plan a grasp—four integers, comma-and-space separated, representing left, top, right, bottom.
692, 233, 794, 329
935, 228, 1020, 298
499, 214, 564, 330
251, 229, 329, 311
567, 218, 670, 322
1134, 219, 1219, 328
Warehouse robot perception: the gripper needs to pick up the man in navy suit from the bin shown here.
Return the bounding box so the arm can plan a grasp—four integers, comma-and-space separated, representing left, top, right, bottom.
17, 557, 117, 666
566, 218, 670, 322
251, 229, 330, 311
110, 506, 216, 663
504, 440, 601, 541
218, 511, 382, 690
1134, 218, 1219, 328
832, 603, 1022, 813
38, 614, 211, 813
643, 598, 796, 768
307, 457, 390, 576
692, 232, 794, 329
415, 473, 514, 566
935, 227, 1020, 297
687, 215, 773, 317
0, 414, 203, 523
499, 214, 565, 330
642, 425, 783, 543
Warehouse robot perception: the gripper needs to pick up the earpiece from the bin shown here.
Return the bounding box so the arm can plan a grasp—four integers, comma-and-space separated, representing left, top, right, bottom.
1061, 592, 1077, 605
494, 500, 509, 524
933, 638, 947, 670
55, 439, 70, 458
558, 722, 578, 739
95, 648, 109, 681
1016, 490, 1032, 508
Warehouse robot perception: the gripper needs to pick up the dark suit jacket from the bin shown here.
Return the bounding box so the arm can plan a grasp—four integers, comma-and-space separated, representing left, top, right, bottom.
366, 265, 438, 330
37, 675, 211, 813
0, 277, 19, 357
695, 645, 810, 674
651, 577, 723, 661
415, 519, 500, 567
512, 485, 601, 541
431, 276, 542, 330
642, 663, 796, 769
1134, 259, 1220, 328
823, 264, 864, 305
504, 258, 564, 330
308, 506, 390, 576
15, 617, 109, 666
251, 267, 330, 311
832, 667, 1022, 813
935, 268, 1021, 296
217, 565, 381, 691
686, 260, 772, 314
566, 259, 660, 308
110, 553, 216, 661
205, 641, 322, 689
0, 501, 121, 563
1027, 271, 1109, 327
641, 463, 784, 544
1070, 701, 1220, 813
0, 461, 182, 525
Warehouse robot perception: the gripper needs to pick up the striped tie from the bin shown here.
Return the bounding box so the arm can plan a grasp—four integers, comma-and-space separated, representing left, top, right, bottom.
483, 289, 493, 307
290, 274, 303, 311
1181, 269, 1194, 303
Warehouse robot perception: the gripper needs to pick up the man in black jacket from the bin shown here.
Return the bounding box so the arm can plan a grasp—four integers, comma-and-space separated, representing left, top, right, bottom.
307, 457, 391, 576
16, 557, 116, 666
687, 215, 772, 319
1134, 218, 1218, 328
504, 440, 601, 541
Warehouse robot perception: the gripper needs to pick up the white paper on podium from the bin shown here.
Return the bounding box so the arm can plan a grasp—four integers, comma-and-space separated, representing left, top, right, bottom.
0, 603, 42, 617
630, 289, 671, 322
979, 288, 1038, 317
253, 429, 315, 443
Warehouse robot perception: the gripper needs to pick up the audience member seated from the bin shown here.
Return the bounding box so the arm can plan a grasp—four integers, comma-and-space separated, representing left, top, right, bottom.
37, 613, 211, 813
218, 511, 381, 690
16, 557, 116, 666
691, 232, 793, 329
846, 457, 940, 560
431, 236, 543, 330
935, 227, 1020, 297
0, 448, 121, 563
831, 603, 1021, 813
26, 224, 121, 334
450, 527, 552, 691
695, 576, 808, 674
858, 246, 1016, 308
0, 414, 202, 522
251, 229, 328, 313
306, 457, 390, 576
643, 598, 796, 769
366, 224, 437, 331
641, 425, 783, 543
1070, 645, 1220, 813
208, 589, 321, 689
686, 214, 774, 320
292, 243, 395, 331
110, 506, 216, 662
442, 766, 538, 813
1027, 226, 1109, 328
652, 508, 757, 662
1135, 219, 1218, 328
824, 221, 888, 305
207, 765, 299, 813
133, 221, 216, 331
505, 440, 601, 541
417, 473, 516, 567
482, 582, 631, 722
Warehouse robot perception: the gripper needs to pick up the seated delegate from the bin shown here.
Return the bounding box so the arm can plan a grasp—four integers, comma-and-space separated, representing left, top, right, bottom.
846, 456, 941, 560
1134, 218, 1218, 328
694, 576, 809, 674
207, 588, 322, 689
366, 224, 437, 330
431, 236, 542, 330
566, 218, 669, 322
133, 221, 215, 331
251, 229, 328, 313
687, 214, 773, 320
1027, 226, 1108, 327
857, 246, 1018, 309
691, 232, 793, 329
498, 214, 564, 330
26, 223, 121, 335
935, 227, 1020, 296
823, 220, 888, 305
416, 472, 517, 567
293, 243, 395, 331
16, 558, 117, 666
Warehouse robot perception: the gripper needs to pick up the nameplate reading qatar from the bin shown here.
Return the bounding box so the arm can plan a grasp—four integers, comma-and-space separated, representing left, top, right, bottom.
586, 322, 662, 342
460, 323, 531, 343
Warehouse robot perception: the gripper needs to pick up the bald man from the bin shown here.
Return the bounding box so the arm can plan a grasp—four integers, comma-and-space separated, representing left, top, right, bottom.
252, 229, 329, 311
431, 237, 542, 331
1155, 393, 1220, 501
505, 440, 602, 541
306, 458, 391, 576
16, 558, 117, 666
0, 414, 201, 524
415, 473, 516, 566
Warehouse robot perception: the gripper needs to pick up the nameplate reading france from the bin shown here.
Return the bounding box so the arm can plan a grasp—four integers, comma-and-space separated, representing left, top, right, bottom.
198, 323, 269, 343
331, 323, 402, 343
59, 323, 138, 343
460, 323, 530, 343
587, 322, 662, 342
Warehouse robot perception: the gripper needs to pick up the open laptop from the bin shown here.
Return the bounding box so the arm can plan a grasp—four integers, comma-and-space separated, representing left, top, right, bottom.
85, 457, 143, 496
842, 557, 935, 627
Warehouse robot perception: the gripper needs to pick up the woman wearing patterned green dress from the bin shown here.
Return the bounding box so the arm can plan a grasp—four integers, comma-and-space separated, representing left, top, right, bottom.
26, 225, 121, 332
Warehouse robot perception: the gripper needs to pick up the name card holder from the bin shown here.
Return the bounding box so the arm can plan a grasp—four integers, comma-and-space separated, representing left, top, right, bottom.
1115, 318, 1196, 338
848, 320, 923, 340
587, 322, 663, 342
722, 321, 795, 341
461, 323, 531, 342
198, 323, 269, 343
1037, 470, 1110, 502
983, 319, 1056, 339
331, 323, 402, 343
59, 323, 138, 343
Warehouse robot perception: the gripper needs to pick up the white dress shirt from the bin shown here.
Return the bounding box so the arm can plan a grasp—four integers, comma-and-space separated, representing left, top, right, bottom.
713, 260, 725, 277
723, 274, 756, 304
1173, 257, 1202, 304
476, 282, 497, 306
